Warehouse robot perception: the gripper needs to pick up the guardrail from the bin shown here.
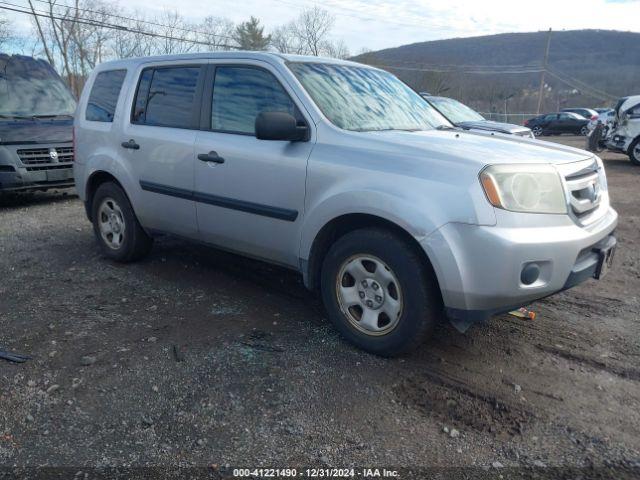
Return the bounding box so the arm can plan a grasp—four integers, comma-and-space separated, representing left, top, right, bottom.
478, 113, 537, 126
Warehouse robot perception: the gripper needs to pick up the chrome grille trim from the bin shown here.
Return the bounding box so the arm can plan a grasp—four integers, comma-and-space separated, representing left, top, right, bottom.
556, 157, 607, 226
17, 147, 74, 166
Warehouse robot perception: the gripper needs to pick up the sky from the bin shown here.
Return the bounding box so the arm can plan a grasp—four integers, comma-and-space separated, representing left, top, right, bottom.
3, 0, 640, 53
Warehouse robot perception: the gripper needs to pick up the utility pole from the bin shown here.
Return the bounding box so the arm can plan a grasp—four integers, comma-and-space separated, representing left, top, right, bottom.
536, 28, 552, 114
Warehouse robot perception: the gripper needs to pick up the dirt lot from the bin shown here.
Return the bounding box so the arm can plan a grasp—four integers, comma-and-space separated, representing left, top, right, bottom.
1, 136, 639, 478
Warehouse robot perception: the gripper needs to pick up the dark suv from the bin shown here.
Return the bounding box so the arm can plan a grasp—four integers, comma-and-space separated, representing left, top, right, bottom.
0, 54, 77, 193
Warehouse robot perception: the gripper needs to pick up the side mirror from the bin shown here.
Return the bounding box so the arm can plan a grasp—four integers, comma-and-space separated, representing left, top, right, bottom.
255, 111, 308, 142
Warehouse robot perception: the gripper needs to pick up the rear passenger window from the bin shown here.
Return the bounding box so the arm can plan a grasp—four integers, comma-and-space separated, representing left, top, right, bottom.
211, 67, 296, 135
86, 70, 126, 122
132, 66, 200, 128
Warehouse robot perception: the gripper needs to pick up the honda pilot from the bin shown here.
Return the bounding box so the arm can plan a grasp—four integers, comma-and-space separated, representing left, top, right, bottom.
74, 53, 618, 356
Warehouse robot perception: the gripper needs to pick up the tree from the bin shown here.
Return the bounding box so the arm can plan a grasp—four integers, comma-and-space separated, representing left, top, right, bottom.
291, 6, 333, 57
272, 7, 348, 59
0, 14, 11, 49
233, 16, 270, 51
197, 16, 235, 51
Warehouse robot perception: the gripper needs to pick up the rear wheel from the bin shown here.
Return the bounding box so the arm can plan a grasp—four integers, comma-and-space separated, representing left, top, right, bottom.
91, 181, 153, 262
320, 228, 443, 356
628, 138, 640, 166
532, 126, 543, 137
579, 126, 589, 136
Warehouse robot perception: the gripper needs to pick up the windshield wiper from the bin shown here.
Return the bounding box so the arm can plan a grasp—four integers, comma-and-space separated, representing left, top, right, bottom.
436, 124, 456, 130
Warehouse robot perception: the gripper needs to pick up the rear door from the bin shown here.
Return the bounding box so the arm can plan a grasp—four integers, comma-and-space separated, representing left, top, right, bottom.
193, 62, 314, 267
121, 63, 205, 238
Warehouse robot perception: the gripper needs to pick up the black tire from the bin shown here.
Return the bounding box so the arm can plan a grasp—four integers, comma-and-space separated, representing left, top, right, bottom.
579, 126, 589, 136
531, 126, 543, 137
320, 228, 443, 356
628, 138, 640, 166
91, 181, 153, 262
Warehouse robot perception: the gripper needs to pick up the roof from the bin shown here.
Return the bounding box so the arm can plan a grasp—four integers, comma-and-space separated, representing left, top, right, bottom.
96, 51, 368, 70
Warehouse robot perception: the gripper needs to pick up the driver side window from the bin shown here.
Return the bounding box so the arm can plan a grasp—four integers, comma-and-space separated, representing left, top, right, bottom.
211, 66, 296, 135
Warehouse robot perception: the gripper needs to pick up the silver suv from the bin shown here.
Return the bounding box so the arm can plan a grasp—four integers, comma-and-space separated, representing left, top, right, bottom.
74, 53, 618, 356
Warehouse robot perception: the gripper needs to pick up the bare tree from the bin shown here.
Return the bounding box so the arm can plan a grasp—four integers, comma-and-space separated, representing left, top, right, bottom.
0, 14, 11, 49
272, 7, 348, 59
155, 10, 196, 55
197, 16, 235, 51
323, 38, 350, 59
290, 6, 333, 56
271, 23, 305, 55
112, 14, 156, 59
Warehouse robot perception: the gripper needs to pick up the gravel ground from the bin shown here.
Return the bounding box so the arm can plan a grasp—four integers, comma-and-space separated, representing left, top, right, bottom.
1, 136, 639, 479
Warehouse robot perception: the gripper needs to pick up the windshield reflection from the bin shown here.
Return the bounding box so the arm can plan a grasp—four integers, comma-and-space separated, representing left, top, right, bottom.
288, 62, 450, 132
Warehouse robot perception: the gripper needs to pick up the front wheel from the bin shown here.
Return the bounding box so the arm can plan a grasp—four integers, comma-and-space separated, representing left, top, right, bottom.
628, 138, 640, 166
320, 228, 443, 356
91, 181, 153, 262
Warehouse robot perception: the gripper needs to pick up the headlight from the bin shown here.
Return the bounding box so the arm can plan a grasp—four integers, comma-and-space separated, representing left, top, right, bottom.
480, 164, 567, 214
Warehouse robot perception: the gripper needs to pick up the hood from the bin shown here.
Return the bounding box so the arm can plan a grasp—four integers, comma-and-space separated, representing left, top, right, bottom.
0, 117, 73, 145
456, 120, 531, 135
360, 128, 593, 167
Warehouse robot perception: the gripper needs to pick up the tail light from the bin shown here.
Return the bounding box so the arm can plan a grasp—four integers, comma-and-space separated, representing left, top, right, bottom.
524, 120, 529, 126
591, 115, 598, 121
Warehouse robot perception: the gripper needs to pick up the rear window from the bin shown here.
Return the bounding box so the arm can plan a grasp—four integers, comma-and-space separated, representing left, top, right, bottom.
86, 70, 126, 122
131, 66, 201, 129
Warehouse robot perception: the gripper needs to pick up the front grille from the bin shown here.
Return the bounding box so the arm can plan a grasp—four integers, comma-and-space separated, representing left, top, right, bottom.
557, 158, 605, 225
17, 147, 74, 169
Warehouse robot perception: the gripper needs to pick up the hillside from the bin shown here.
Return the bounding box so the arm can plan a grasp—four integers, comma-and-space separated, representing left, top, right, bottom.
353, 30, 640, 114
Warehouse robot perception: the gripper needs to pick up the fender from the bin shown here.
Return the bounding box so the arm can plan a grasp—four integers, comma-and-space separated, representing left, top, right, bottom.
300, 189, 445, 263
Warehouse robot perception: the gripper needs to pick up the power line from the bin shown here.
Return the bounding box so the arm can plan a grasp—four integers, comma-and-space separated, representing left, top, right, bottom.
26, 0, 237, 42
0, 3, 242, 49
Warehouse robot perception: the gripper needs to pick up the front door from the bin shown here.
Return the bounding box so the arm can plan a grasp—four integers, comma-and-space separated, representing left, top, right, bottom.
194, 63, 314, 267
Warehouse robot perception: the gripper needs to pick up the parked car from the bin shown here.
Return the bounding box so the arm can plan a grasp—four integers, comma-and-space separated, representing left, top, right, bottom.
421, 94, 534, 138
0, 54, 77, 193
75, 53, 617, 356
562, 107, 599, 121
605, 95, 640, 165
525, 112, 590, 136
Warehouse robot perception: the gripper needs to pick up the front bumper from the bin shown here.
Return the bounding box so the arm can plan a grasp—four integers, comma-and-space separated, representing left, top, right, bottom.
421, 207, 618, 331
0, 168, 74, 192
0, 143, 75, 192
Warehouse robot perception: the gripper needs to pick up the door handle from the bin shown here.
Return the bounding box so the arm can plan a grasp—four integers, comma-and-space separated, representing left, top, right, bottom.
197, 151, 225, 164
121, 139, 140, 150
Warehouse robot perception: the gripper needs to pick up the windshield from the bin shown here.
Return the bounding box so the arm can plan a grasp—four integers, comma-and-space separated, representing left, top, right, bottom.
0, 56, 76, 118
288, 62, 450, 132
427, 96, 485, 123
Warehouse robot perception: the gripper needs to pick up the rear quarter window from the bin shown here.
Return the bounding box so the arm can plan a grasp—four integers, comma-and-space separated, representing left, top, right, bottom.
86, 69, 127, 122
